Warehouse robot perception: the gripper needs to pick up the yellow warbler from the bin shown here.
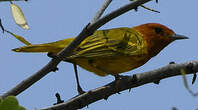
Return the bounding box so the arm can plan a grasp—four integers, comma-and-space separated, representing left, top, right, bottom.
11, 23, 188, 76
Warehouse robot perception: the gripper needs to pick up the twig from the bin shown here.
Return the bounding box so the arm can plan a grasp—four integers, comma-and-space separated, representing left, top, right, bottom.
0, 0, 151, 99
91, 0, 112, 24
42, 60, 198, 110
140, 5, 160, 13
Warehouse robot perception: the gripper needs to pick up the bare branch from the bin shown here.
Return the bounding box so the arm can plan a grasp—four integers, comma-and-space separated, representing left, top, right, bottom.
1, 0, 151, 99
42, 60, 198, 110
91, 0, 112, 24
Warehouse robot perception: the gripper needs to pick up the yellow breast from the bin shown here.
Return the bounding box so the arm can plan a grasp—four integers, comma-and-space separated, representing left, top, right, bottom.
73, 54, 149, 76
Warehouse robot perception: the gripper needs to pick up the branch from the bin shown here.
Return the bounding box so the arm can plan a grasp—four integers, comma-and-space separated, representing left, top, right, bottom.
1, 0, 151, 99
42, 60, 198, 110
91, 0, 112, 24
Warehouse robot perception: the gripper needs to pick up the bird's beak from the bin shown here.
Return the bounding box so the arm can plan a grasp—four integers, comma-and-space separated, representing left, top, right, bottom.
171, 34, 189, 40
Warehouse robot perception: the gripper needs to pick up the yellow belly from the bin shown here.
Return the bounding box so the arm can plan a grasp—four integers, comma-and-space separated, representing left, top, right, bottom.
73, 55, 149, 76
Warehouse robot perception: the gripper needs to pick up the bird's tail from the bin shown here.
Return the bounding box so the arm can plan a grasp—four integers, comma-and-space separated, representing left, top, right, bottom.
7, 30, 74, 53
12, 38, 74, 53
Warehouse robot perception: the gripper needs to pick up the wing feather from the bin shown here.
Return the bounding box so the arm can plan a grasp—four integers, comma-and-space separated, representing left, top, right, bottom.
69, 28, 147, 58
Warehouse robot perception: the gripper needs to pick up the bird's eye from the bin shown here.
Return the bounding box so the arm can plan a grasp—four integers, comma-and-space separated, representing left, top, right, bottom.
154, 27, 163, 34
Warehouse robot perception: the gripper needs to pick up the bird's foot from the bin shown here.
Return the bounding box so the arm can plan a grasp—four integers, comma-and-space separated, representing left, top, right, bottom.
112, 74, 129, 94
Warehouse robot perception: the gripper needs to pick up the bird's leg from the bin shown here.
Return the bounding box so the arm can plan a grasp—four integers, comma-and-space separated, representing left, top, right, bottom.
88, 60, 127, 94
112, 74, 133, 94
91, 66, 121, 94
110, 74, 124, 94
48, 53, 85, 94
88, 60, 121, 94
73, 63, 85, 95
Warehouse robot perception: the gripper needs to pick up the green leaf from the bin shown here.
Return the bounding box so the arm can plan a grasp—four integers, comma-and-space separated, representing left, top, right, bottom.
0, 96, 26, 110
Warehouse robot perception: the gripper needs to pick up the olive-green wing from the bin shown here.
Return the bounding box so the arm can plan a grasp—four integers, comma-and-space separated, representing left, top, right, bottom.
69, 27, 147, 58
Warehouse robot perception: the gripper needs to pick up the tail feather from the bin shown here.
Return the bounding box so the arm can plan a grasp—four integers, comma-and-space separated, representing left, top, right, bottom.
12, 38, 74, 53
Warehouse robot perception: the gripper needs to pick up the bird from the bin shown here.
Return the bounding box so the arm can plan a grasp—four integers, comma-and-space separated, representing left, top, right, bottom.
7, 23, 189, 94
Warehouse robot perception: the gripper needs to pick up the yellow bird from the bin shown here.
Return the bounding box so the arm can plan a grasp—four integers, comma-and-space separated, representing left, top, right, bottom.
8, 23, 188, 93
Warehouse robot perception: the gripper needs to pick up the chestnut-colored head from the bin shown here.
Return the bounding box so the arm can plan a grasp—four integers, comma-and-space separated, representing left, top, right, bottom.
134, 23, 188, 57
